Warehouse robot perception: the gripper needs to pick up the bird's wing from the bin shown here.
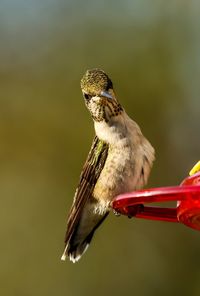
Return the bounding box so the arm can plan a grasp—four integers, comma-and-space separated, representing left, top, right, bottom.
64, 136, 108, 247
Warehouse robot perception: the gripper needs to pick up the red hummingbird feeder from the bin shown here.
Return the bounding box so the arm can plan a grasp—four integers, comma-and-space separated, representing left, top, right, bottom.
112, 161, 200, 231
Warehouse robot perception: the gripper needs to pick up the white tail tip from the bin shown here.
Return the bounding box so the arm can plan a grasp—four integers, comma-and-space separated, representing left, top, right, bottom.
61, 253, 66, 261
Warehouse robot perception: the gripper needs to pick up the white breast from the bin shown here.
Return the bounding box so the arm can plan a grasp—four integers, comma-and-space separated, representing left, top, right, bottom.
93, 112, 155, 211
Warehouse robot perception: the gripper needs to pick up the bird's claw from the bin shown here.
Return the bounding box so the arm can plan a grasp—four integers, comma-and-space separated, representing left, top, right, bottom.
113, 209, 121, 217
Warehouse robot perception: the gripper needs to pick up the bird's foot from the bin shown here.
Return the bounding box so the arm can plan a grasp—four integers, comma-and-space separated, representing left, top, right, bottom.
112, 209, 121, 217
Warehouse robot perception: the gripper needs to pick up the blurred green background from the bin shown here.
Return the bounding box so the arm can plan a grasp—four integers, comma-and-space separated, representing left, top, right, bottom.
1, 0, 200, 295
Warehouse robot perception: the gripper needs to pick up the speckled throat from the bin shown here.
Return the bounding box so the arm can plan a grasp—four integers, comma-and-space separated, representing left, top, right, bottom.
85, 97, 123, 122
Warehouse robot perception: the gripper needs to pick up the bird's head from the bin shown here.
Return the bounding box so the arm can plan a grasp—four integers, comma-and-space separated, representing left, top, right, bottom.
80, 69, 123, 122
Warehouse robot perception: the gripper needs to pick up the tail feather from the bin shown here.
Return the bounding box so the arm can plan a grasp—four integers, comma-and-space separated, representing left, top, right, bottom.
61, 242, 89, 263
61, 207, 109, 263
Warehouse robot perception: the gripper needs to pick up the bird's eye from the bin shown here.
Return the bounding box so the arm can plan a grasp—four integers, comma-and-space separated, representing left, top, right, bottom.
83, 93, 92, 100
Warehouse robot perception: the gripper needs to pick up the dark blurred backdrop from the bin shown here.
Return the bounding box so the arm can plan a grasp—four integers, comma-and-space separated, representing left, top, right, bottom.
1, 1, 200, 295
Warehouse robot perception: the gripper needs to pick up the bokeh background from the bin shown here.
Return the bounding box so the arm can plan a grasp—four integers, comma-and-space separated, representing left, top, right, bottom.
1, 1, 200, 295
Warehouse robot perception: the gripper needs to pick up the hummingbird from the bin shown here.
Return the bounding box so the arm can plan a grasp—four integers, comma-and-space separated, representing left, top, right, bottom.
61, 69, 155, 263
